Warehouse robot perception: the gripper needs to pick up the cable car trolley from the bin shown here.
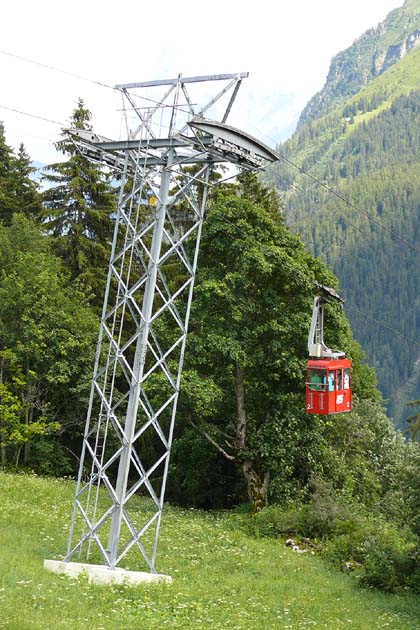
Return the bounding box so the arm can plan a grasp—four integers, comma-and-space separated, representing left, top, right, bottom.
306, 285, 352, 415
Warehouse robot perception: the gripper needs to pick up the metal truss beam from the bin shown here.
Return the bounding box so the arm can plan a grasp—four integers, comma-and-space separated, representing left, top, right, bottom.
115, 72, 249, 90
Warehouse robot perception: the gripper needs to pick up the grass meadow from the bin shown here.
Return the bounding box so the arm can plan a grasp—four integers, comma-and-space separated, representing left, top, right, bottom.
1, 471, 420, 629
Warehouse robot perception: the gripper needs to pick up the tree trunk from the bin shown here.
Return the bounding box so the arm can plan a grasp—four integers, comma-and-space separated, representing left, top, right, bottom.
200, 362, 271, 512
15, 443, 23, 468
235, 364, 247, 450
23, 403, 33, 465
0, 438, 6, 467
23, 359, 33, 465
242, 461, 270, 514
235, 363, 270, 513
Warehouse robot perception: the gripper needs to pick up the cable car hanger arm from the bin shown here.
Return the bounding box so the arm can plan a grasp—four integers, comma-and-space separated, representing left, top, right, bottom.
308, 285, 345, 359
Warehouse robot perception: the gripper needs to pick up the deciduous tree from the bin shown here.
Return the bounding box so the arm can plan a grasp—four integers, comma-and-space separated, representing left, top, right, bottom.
0, 215, 98, 470
171, 177, 342, 510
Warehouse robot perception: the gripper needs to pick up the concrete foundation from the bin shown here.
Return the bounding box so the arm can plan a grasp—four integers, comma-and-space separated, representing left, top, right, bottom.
44, 559, 172, 586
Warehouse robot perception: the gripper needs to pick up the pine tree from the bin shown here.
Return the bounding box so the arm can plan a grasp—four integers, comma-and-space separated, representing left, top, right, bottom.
14, 143, 43, 220
0, 122, 19, 224
0, 125, 42, 225
42, 99, 117, 301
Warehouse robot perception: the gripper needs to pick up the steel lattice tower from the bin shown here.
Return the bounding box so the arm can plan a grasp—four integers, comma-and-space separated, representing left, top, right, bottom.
45, 73, 277, 583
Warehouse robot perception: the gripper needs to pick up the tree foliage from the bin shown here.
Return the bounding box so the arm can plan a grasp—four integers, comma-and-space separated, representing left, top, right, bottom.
0, 215, 98, 471
168, 175, 379, 511
42, 99, 117, 301
0, 124, 42, 225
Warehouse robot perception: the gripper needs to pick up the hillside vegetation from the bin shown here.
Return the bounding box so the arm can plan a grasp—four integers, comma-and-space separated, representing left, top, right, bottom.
266, 0, 420, 424
300, 0, 420, 123
2, 471, 420, 630
1, 42, 420, 622
0, 109, 388, 516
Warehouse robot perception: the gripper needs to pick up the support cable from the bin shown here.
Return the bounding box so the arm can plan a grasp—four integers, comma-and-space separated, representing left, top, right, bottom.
275, 151, 420, 255
0, 49, 193, 113
344, 303, 420, 350
216, 209, 420, 352
0, 103, 63, 126
0, 48, 113, 89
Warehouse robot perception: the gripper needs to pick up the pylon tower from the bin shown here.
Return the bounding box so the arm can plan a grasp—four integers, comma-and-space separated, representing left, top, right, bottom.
45, 73, 277, 583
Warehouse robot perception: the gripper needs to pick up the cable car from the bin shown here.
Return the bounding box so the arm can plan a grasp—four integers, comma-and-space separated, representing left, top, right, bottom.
306, 358, 352, 414
305, 286, 352, 415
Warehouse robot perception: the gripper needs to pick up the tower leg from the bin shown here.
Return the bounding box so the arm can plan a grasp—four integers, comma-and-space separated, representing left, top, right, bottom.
107, 156, 172, 568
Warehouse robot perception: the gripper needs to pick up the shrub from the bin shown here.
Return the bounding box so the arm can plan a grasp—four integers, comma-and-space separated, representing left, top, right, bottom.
247, 504, 305, 538
248, 477, 420, 594
28, 437, 75, 477
248, 479, 352, 540
360, 534, 417, 592
299, 479, 352, 538
325, 516, 420, 593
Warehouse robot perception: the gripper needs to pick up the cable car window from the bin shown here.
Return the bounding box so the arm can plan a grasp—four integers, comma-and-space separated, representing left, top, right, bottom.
336, 369, 343, 390
307, 369, 326, 391
327, 372, 335, 392
344, 368, 350, 389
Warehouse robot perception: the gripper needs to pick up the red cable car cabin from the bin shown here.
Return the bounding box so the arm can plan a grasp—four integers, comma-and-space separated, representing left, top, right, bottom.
306, 358, 352, 415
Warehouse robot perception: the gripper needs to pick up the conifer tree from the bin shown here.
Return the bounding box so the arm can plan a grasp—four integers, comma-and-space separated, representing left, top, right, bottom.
42, 99, 117, 301
405, 399, 420, 441
0, 125, 42, 225
14, 143, 43, 220
0, 122, 20, 224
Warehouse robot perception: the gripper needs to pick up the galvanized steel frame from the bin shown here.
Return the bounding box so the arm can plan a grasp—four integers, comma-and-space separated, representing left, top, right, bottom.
64, 72, 275, 573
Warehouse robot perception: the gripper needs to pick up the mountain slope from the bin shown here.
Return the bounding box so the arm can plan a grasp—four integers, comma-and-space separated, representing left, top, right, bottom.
266, 0, 420, 425
300, 0, 420, 123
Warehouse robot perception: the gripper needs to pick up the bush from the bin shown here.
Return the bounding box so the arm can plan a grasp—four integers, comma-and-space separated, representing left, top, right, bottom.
248, 476, 420, 594
28, 438, 75, 477
360, 535, 417, 592
248, 479, 351, 540
300, 479, 352, 538
325, 517, 420, 593
247, 504, 304, 538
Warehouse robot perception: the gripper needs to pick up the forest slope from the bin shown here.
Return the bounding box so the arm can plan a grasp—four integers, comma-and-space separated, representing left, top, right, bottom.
266, 0, 420, 425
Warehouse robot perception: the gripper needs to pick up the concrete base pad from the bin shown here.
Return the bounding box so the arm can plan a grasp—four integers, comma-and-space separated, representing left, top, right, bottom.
44, 559, 172, 585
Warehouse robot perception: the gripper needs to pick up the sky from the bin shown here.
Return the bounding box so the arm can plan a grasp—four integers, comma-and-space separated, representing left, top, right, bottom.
0, 0, 404, 165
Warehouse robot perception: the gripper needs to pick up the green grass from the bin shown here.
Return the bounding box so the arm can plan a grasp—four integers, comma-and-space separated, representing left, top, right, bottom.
1, 471, 420, 629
